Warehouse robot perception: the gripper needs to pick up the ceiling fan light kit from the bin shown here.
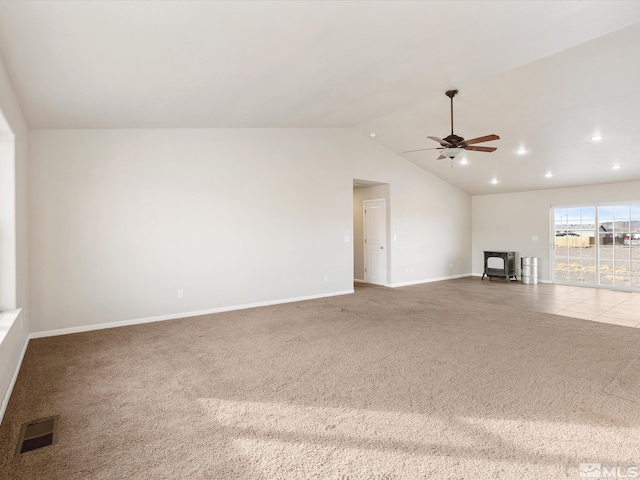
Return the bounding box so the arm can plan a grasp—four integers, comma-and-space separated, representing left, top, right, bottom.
440, 147, 464, 159
403, 89, 500, 162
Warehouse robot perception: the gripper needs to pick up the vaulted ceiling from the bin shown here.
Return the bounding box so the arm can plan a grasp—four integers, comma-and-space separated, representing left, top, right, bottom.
1, 1, 639, 194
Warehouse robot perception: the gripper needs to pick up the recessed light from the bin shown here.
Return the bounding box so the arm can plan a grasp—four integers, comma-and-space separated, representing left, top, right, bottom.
491, 178, 498, 185
459, 157, 469, 165
612, 164, 621, 170
545, 172, 553, 178
591, 134, 604, 142
369, 132, 376, 138
516, 147, 527, 155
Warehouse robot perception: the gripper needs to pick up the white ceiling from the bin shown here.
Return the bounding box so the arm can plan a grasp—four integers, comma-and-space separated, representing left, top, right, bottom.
1, 1, 640, 194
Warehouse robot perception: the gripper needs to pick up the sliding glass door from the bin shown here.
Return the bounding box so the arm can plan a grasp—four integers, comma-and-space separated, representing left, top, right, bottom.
553, 204, 640, 290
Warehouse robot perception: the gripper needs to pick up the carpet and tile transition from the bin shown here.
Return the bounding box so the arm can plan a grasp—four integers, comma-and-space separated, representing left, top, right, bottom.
1, 279, 639, 479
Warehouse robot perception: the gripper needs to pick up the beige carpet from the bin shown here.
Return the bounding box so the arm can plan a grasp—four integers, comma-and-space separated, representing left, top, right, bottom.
1, 280, 640, 479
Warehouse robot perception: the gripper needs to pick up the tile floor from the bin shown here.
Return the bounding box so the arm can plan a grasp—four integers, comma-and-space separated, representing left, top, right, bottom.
482, 280, 640, 328
378, 277, 640, 329
551, 285, 640, 327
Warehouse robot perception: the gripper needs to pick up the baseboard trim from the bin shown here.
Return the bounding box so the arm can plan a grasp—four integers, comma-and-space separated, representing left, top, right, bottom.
30, 289, 355, 339
388, 273, 472, 288
0, 331, 29, 424
354, 278, 365, 283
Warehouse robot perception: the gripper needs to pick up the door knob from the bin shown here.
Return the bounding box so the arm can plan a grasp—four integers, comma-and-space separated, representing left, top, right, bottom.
380, 246, 384, 249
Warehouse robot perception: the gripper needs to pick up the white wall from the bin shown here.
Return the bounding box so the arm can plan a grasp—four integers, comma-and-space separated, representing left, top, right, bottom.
353, 184, 390, 282
0, 52, 29, 421
29, 128, 472, 333
472, 180, 640, 281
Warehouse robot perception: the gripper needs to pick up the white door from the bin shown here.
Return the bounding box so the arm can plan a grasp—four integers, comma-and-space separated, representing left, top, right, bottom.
364, 199, 387, 285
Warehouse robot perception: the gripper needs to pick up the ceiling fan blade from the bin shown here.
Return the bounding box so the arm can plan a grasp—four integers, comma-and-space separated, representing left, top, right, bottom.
466, 145, 497, 152
403, 147, 444, 153
436, 155, 447, 160
460, 134, 500, 146
427, 136, 452, 147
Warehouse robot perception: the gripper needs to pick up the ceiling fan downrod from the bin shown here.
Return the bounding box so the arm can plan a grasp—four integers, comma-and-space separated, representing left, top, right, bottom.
445, 89, 458, 135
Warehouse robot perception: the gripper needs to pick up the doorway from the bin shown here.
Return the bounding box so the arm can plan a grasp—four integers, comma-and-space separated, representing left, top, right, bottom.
0, 112, 16, 311
353, 180, 390, 286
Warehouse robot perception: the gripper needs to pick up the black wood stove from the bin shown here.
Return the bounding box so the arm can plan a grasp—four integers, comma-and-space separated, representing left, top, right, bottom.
482, 251, 517, 282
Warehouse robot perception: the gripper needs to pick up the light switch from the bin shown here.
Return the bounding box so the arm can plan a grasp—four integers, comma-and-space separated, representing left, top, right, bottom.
532, 235, 539, 241
344, 236, 350, 242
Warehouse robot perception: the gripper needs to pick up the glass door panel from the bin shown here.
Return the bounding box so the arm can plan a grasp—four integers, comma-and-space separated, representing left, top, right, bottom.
611, 205, 631, 288
554, 208, 569, 282
553, 207, 596, 286
579, 206, 596, 284
630, 204, 640, 288
598, 206, 614, 287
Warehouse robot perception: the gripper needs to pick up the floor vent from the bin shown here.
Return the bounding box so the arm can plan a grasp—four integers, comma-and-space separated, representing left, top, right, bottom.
16, 416, 59, 455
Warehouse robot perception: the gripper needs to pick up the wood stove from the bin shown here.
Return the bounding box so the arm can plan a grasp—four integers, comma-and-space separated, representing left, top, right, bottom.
482, 251, 517, 282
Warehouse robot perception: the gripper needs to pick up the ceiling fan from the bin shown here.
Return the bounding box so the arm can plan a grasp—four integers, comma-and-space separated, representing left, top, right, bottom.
404, 89, 499, 160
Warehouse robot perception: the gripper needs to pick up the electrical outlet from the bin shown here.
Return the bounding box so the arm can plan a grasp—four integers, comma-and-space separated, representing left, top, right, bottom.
450, 263, 453, 269
178, 289, 184, 298
532, 235, 539, 241
393, 235, 397, 241
344, 235, 349, 242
